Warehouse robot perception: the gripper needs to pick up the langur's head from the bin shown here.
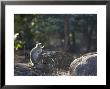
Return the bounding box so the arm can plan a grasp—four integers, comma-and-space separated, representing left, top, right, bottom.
36, 42, 44, 48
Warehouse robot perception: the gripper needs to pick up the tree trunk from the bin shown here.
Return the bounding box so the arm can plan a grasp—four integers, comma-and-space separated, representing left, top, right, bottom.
64, 15, 70, 52
87, 26, 94, 52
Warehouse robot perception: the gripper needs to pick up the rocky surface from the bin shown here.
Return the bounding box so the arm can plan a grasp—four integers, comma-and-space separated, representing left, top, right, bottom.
69, 52, 97, 76
14, 52, 97, 76
14, 52, 74, 76
14, 63, 32, 76
14, 62, 70, 76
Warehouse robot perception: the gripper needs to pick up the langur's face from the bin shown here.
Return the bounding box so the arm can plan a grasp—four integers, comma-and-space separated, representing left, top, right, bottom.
38, 44, 42, 48
36, 43, 44, 48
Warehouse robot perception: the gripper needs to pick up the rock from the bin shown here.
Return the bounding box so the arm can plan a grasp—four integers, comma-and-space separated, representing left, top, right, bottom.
69, 52, 97, 76
14, 63, 31, 76
14, 63, 41, 76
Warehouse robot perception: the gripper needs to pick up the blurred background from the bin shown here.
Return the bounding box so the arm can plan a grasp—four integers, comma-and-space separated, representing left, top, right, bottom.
14, 14, 97, 76
14, 14, 97, 59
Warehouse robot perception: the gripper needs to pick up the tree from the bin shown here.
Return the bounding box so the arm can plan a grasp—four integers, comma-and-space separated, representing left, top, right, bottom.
63, 15, 70, 52
14, 14, 97, 54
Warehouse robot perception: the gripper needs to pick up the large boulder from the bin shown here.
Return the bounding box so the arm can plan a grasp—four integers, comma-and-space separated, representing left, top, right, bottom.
69, 52, 97, 76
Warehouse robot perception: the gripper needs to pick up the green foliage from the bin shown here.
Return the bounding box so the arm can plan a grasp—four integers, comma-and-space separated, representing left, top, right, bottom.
14, 41, 22, 50
14, 33, 23, 50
